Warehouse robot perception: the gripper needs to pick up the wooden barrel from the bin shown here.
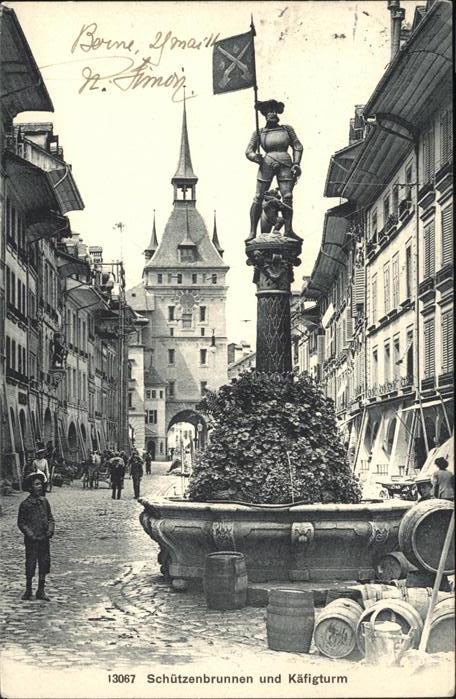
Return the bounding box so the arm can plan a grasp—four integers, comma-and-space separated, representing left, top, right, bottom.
266, 589, 314, 652
398, 500, 455, 574
314, 598, 363, 658
375, 552, 413, 583
403, 587, 453, 622
356, 599, 423, 653
427, 597, 455, 654
356, 583, 404, 608
203, 552, 247, 610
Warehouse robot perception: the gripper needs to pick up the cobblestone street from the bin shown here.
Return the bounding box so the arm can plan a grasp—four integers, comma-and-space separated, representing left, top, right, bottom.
1, 463, 453, 699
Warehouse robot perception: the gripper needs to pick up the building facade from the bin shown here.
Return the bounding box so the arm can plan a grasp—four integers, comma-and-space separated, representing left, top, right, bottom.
1, 6, 133, 483
299, 0, 453, 493
127, 103, 229, 458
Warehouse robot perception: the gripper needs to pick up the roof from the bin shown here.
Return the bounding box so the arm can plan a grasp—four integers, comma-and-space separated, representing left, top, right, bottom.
0, 6, 53, 119
172, 101, 197, 184
212, 211, 224, 256
144, 365, 167, 386
144, 202, 228, 270
145, 212, 159, 253
304, 201, 355, 299
126, 283, 155, 312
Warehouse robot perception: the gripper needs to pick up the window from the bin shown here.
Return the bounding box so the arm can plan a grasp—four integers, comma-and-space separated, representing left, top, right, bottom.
128, 391, 133, 409
167, 273, 172, 284
370, 210, 378, 240
168, 381, 175, 398
384, 342, 391, 383
424, 317, 435, 378
406, 327, 414, 379
393, 335, 400, 379
423, 220, 435, 278
168, 349, 175, 365
192, 273, 197, 284
159, 390, 163, 399
423, 123, 435, 183
383, 263, 390, 314
182, 312, 192, 328
145, 389, 151, 399
170, 328, 174, 336
392, 253, 399, 308
392, 183, 399, 215
440, 109, 453, 167
372, 348, 378, 386
180, 248, 195, 263
201, 328, 205, 337
441, 204, 453, 267
211, 274, 217, 284
405, 164, 413, 202
145, 410, 157, 424
157, 273, 163, 284
200, 381, 208, 396
168, 306, 175, 321
152, 389, 156, 398
441, 310, 453, 374
383, 194, 390, 224
177, 273, 182, 284
11, 271, 16, 306
200, 348, 207, 365
405, 244, 413, 298
17, 279, 21, 313
199, 306, 207, 322
371, 274, 377, 323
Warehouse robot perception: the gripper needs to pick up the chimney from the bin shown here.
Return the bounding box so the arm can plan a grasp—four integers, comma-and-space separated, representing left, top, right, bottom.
387, 1, 405, 59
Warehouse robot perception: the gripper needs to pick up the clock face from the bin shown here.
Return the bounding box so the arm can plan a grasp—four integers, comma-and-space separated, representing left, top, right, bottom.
175, 289, 201, 311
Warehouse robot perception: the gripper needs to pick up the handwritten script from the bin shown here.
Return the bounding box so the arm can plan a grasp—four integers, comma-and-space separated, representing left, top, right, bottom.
72, 22, 219, 101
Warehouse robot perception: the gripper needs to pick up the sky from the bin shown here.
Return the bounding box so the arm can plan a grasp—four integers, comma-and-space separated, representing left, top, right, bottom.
9, 0, 421, 348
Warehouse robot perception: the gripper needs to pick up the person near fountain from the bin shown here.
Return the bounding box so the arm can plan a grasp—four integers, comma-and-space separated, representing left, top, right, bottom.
144, 451, 152, 475
109, 453, 125, 500
129, 451, 144, 499
17, 472, 55, 601
245, 99, 303, 241
432, 457, 454, 500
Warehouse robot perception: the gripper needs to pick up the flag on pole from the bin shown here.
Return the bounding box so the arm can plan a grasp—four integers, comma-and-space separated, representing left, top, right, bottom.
212, 31, 256, 95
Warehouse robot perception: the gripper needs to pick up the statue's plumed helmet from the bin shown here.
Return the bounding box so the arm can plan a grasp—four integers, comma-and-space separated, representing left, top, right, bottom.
256, 100, 285, 117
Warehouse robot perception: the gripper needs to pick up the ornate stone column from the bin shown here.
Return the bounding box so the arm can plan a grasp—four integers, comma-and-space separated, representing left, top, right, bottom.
246, 234, 302, 373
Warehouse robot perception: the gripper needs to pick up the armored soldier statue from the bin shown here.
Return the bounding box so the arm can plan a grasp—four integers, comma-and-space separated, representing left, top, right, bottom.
246, 99, 303, 241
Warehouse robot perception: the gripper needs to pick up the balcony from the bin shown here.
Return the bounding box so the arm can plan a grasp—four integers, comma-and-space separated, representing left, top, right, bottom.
435, 161, 453, 195
435, 264, 453, 294
379, 379, 398, 396
421, 376, 435, 391
385, 214, 398, 234
399, 198, 413, 222
6, 368, 28, 384
417, 181, 435, 210
400, 375, 413, 391
366, 385, 378, 400
366, 239, 377, 258
438, 371, 453, 389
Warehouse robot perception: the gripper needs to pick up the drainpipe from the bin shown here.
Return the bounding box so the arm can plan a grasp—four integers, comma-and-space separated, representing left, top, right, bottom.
387, 1, 405, 60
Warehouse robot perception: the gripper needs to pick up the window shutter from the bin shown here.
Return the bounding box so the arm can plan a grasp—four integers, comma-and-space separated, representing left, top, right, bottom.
424, 125, 435, 183
424, 221, 435, 278
441, 204, 453, 266
442, 311, 453, 373
354, 266, 365, 306
317, 335, 325, 364
424, 318, 435, 378
440, 110, 453, 167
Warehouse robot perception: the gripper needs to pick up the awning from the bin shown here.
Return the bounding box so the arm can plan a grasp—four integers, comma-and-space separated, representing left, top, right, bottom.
304, 201, 355, 298
0, 5, 53, 120
363, 1, 452, 129
46, 166, 84, 214
324, 141, 364, 198
65, 277, 110, 310
27, 212, 71, 243
56, 249, 90, 279
400, 397, 453, 413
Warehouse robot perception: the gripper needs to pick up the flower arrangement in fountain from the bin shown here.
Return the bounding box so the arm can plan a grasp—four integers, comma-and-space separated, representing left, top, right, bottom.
188, 371, 362, 505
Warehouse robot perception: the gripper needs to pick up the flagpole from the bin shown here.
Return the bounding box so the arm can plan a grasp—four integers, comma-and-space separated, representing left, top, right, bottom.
250, 14, 260, 154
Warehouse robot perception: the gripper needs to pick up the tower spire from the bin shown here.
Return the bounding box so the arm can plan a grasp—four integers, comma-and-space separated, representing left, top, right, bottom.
212, 210, 224, 257
144, 210, 159, 260
171, 96, 198, 201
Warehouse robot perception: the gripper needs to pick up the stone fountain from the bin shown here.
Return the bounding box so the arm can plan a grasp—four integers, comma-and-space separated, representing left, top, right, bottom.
139, 98, 411, 591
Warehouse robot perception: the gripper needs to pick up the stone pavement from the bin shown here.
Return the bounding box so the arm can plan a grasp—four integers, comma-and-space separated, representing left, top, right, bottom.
1, 463, 453, 699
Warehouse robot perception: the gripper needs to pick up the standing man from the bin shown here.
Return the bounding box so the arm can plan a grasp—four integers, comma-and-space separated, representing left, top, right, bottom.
145, 451, 152, 476
130, 452, 144, 499
109, 453, 125, 500
17, 472, 55, 601
433, 457, 455, 500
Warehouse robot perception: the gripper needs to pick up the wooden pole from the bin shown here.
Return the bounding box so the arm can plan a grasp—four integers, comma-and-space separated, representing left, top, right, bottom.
250, 15, 260, 153
418, 510, 454, 652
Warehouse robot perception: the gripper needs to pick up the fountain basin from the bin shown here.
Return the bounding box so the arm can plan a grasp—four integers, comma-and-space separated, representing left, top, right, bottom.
139, 498, 412, 587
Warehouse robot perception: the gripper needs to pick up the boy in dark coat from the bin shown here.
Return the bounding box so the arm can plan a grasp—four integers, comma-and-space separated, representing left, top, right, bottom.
109, 453, 125, 500
17, 472, 55, 601
129, 453, 144, 499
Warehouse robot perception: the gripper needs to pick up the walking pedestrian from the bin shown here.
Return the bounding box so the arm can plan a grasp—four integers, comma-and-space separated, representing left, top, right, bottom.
145, 451, 152, 475
109, 453, 125, 500
17, 472, 55, 601
129, 453, 144, 499
433, 457, 455, 500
